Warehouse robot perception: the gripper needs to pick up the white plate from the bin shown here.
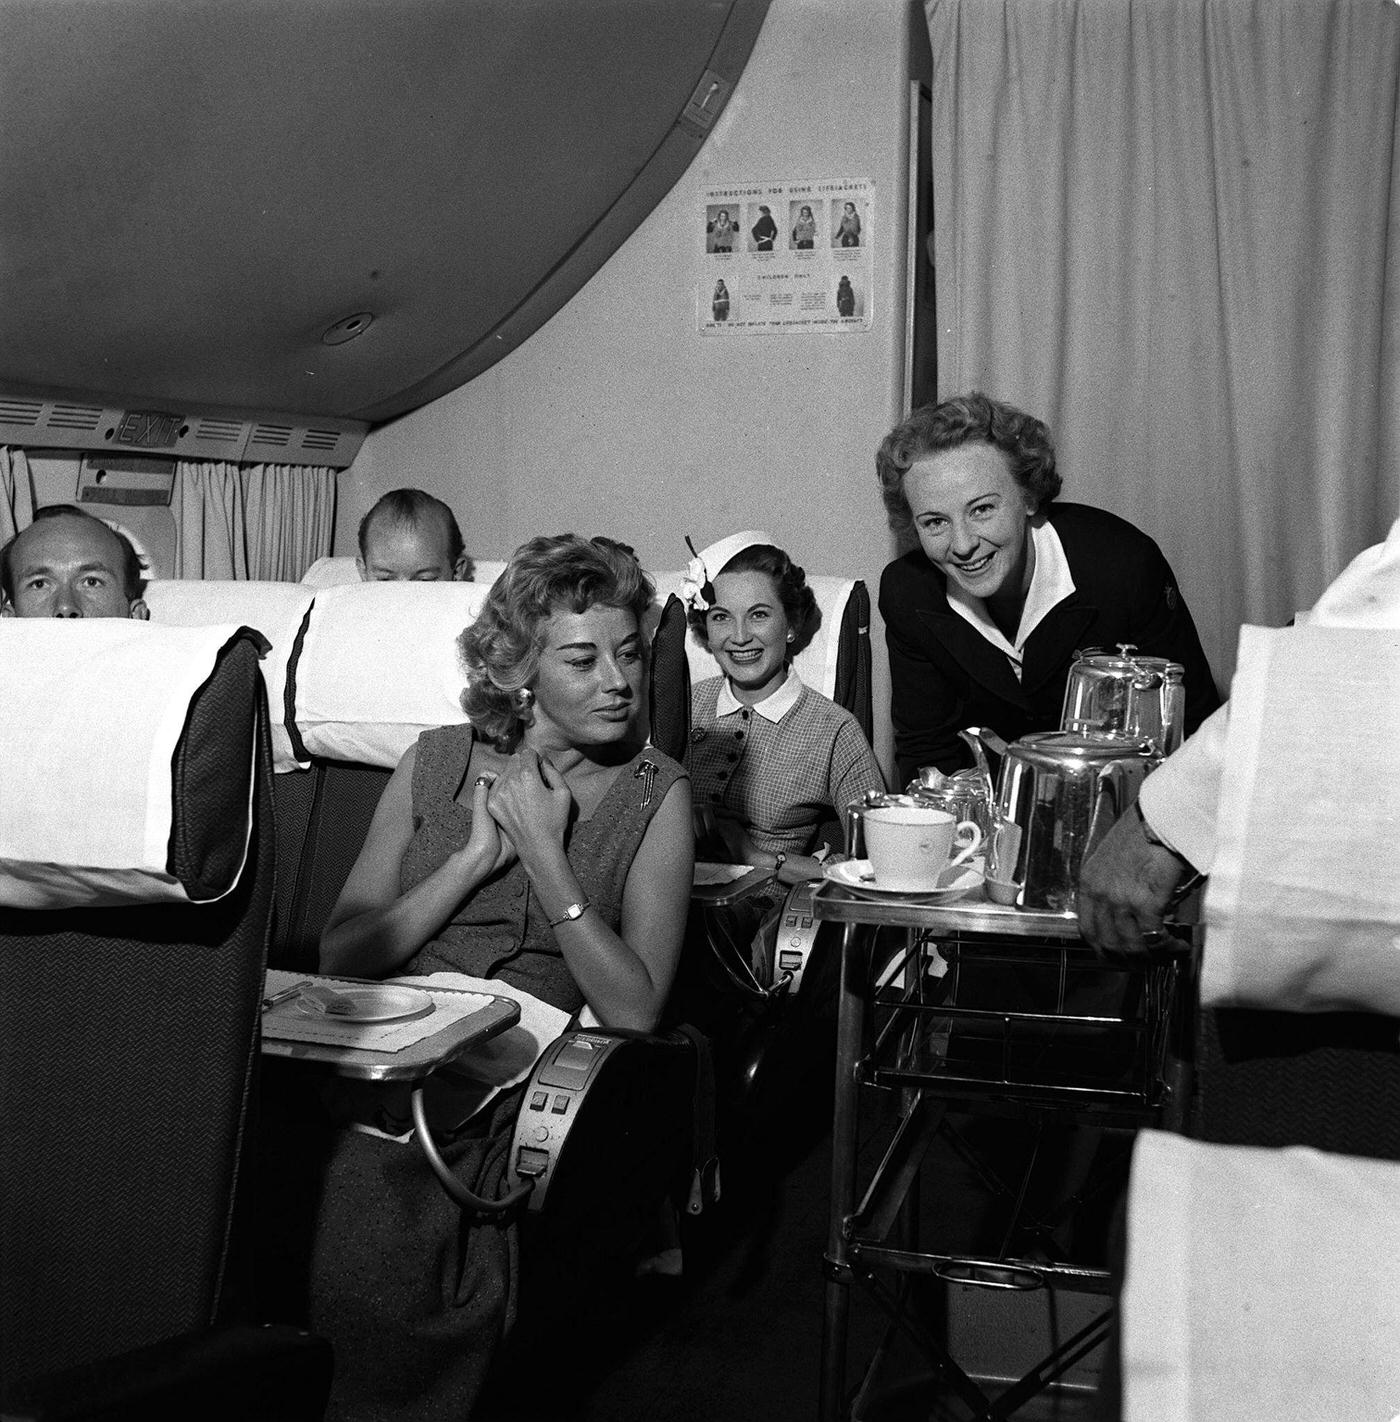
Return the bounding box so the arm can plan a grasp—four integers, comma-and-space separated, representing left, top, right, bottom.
823, 858, 985, 901
294, 984, 434, 1024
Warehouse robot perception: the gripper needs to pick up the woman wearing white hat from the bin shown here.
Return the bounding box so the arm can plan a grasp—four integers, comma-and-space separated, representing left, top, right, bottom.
682, 530, 884, 915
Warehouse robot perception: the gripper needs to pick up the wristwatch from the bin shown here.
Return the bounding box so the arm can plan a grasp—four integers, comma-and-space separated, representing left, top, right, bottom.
548, 899, 591, 928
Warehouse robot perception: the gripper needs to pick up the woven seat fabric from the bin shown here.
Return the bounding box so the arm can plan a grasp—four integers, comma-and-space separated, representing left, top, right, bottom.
1192, 1005, 1400, 1161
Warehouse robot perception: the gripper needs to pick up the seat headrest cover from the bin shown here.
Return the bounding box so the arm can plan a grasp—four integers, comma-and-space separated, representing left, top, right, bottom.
1123, 1130, 1400, 1416
0, 621, 259, 908
292, 581, 494, 767
145, 579, 316, 772
650, 569, 857, 700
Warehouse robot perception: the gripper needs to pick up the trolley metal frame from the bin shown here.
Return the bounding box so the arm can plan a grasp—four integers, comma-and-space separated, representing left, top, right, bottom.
814, 885, 1198, 1421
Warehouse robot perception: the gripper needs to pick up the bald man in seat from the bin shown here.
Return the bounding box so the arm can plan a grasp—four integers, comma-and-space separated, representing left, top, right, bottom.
1, 505, 148, 619
356, 488, 474, 583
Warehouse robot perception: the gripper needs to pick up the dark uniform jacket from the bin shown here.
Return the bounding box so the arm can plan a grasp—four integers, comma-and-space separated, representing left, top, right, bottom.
879, 502, 1223, 783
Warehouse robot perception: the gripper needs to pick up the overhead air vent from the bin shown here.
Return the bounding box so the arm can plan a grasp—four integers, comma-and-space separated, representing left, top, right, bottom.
193, 417, 244, 445
249, 424, 293, 449
0, 397, 43, 429
0, 386, 367, 468
47, 402, 104, 432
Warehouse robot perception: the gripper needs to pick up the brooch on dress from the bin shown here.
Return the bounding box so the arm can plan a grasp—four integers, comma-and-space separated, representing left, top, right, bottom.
633, 759, 659, 807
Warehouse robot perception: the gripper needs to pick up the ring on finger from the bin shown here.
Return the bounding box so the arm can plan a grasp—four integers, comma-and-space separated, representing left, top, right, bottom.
474, 774, 494, 789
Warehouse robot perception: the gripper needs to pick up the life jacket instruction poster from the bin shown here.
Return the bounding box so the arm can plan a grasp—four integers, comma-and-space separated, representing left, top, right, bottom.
698, 178, 873, 335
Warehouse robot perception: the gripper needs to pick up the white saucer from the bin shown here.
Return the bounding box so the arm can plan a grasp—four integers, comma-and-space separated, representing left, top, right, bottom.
295, 984, 434, 1023
823, 858, 985, 902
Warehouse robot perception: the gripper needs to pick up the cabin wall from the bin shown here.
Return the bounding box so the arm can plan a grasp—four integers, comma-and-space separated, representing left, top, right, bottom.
341, 0, 931, 778
28, 454, 80, 507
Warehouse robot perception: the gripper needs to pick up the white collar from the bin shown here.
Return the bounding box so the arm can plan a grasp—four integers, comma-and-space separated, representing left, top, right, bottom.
946, 517, 1076, 663
716, 667, 804, 723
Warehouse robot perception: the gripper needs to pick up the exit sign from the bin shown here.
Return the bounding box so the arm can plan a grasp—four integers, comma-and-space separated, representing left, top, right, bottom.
114, 410, 183, 448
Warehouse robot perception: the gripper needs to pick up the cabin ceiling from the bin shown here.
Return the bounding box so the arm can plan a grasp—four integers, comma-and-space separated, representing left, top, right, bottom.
0, 0, 768, 429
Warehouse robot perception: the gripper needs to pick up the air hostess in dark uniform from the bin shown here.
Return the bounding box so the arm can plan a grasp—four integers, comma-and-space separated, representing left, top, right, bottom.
876, 392, 1221, 784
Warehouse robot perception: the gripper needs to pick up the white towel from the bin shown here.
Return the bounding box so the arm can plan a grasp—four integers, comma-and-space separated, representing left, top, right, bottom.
145, 579, 316, 772
1123, 1130, 1400, 1421
0, 620, 254, 908
291, 580, 493, 766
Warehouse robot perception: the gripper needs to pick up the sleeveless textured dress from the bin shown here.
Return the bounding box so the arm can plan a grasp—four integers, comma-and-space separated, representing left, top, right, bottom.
307, 726, 685, 1422
401, 724, 682, 1013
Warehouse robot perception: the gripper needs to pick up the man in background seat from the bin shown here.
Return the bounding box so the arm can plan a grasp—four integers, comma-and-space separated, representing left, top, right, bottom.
0, 505, 148, 619
356, 487, 474, 582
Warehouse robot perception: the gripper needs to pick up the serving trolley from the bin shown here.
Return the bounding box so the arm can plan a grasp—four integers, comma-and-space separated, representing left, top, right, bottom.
814, 882, 1198, 1420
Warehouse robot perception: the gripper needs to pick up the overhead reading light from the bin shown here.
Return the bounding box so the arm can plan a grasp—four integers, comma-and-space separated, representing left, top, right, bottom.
322, 312, 374, 346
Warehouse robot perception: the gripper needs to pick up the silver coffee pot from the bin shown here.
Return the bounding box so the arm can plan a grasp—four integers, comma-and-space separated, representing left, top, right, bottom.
964, 726, 1163, 912
1060, 644, 1186, 755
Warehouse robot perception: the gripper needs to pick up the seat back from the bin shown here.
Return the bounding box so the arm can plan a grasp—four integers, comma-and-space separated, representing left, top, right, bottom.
0, 633, 275, 1390
646, 592, 692, 766
1189, 622, 1400, 1161
831, 579, 873, 743
1192, 1005, 1400, 1160
272, 759, 393, 971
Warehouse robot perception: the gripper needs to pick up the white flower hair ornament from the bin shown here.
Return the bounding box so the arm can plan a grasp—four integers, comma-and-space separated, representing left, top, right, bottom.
679, 552, 709, 613
681, 529, 776, 613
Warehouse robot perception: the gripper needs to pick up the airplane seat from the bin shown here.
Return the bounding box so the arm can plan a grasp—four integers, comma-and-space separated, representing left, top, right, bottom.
235, 578, 715, 1244
0, 622, 331, 1417
1184, 622, 1400, 1163
1191, 1005, 1400, 1160
1099, 619, 1400, 1421
144, 579, 324, 971
1116, 1129, 1400, 1419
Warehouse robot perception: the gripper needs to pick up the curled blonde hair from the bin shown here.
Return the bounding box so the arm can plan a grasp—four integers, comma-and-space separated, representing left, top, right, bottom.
458, 534, 655, 747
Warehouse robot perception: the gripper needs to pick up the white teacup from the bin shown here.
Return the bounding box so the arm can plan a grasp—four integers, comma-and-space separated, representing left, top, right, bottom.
862, 805, 983, 892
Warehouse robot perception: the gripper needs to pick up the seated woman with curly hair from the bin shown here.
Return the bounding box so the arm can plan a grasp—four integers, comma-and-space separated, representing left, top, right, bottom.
306, 534, 692, 1422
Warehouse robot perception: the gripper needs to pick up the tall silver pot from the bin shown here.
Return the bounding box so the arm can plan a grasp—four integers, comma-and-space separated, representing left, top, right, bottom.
968, 728, 1163, 912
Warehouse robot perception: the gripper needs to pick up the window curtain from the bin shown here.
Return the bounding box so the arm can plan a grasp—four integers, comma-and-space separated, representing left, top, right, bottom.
0, 446, 35, 547
925, 0, 1400, 685
172, 461, 336, 581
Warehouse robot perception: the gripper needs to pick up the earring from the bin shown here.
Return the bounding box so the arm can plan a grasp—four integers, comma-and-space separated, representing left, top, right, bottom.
786, 632, 795, 643
513, 687, 535, 713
